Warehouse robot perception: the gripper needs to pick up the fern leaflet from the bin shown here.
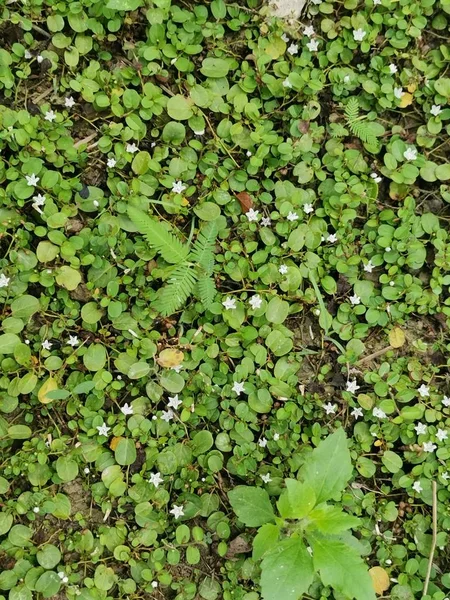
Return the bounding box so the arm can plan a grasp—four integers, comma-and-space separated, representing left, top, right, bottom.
189, 219, 218, 274
196, 274, 217, 309
153, 265, 198, 316
344, 97, 359, 122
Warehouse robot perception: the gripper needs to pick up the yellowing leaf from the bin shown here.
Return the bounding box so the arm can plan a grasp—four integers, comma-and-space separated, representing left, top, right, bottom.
157, 348, 184, 369
389, 327, 405, 348
38, 377, 58, 404
110, 436, 123, 451
399, 92, 413, 108
369, 566, 390, 595
407, 82, 417, 93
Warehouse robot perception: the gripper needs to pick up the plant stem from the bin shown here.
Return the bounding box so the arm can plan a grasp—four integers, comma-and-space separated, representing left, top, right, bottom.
423, 480, 437, 596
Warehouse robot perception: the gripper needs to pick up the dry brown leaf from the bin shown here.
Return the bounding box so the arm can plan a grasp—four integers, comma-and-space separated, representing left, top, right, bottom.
389, 327, 405, 348
38, 377, 58, 404
110, 436, 123, 451
157, 348, 184, 369
369, 566, 390, 595
399, 92, 413, 108
236, 192, 253, 213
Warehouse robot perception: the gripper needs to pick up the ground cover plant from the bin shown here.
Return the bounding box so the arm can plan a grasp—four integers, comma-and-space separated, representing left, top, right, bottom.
1, 0, 450, 598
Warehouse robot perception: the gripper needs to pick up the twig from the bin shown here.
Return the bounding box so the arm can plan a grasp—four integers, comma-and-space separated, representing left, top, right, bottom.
74, 132, 97, 148
356, 345, 393, 365
31, 24, 51, 38
423, 480, 437, 596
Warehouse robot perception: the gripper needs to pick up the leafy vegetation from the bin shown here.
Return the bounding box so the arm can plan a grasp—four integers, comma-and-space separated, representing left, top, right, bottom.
0, 0, 450, 599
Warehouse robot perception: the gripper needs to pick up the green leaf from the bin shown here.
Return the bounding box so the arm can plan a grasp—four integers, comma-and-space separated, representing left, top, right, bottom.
228, 486, 275, 527
35, 572, 61, 598
300, 429, 353, 503
381, 451, 403, 474
10, 295, 40, 319
265, 297, 289, 324
36, 544, 62, 569
153, 265, 198, 316
309, 533, 376, 600
83, 344, 107, 371
192, 431, 214, 456
167, 95, 194, 120
260, 538, 314, 600
0, 334, 20, 354
7, 425, 32, 440
253, 523, 280, 561
55, 266, 82, 291
56, 456, 79, 482
115, 438, 137, 466
200, 58, 230, 78
106, 0, 142, 9
307, 504, 360, 534
277, 479, 316, 519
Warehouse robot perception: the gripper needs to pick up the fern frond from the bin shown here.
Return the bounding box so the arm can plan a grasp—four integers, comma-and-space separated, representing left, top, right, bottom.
127, 206, 189, 265
345, 97, 359, 123
196, 275, 217, 310
153, 265, 198, 316
330, 123, 348, 138
349, 121, 376, 146
189, 219, 219, 274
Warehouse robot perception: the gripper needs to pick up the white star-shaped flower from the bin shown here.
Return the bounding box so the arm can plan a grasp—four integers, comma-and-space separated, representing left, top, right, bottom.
430, 105, 442, 116
172, 180, 186, 194
232, 381, 245, 396
37, 55, 44, 64
324, 402, 336, 415
412, 481, 422, 493
261, 473, 272, 483
246, 208, 259, 222
281, 33, 289, 42
443, 396, 450, 407
373, 407, 387, 419
344, 75, 351, 83
441, 471, 450, 480
170, 504, 184, 519
84, 467, 90, 474
282, 78, 292, 88
107, 158, 116, 168
121, 403, 134, 415
149, 472, 164, 488
370, 172, 382, 183
351, 407, 363, 419
279, 264, 288, 275
273, 433, 280, 441
303, 203, 314, 214
0, 273, 10, 288
353, 29, 366, 41
44, 110, 56, 122
327, 233, 338, 243
161, 409, 174, 422
96, 423, 110, 436
151, 581, 158, 589
423, 441, 437, 453
24, 50, 32, 59
249, 295, 263, 310
304, 26, 315, 37
346, 379, 360, 394
436, 429, 448, 442
350, 294, 361, 306
418, 384, 429, 398
287, 211, 298, 222
246, 150, 252, 157
388, 64, 397, 74
306, 39, 319, 52
26, 173, 39, 187
364, 260, 374, 273
403, 147, 417, 161
42, 339, 52, 351
394, 87, 404, 99
65, 96, 75, 108
126, 143, 138, 153
168, 394, 182, 410
171, 364, 183, 373
261, 217, 271, 227
222, 296, 237, 310
414, 422, 427, 435
33, 506, 40, 513
67, 335, 79, 347
287, 43, 299, 55
258, 437, 268, 448
33, 193, 46, 206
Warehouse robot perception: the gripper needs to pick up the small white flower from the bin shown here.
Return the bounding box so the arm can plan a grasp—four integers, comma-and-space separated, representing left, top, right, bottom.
0, 273, 10, 288
443, 396, 450, 407
287, 43, 299, 55
232, 381, 245, 396
370, 172, 382, 183
415, 422, 427, 435
161, 409, 174, 422
273, 433, 280, 441
304, 26, 315, 37
344, 75, 351, 84
287, 211, 298, 222
222, 296, 237, 310
324, 402, 336, 415
282, 78, 292, 88
418, 384, 430, 398
261, 473, 272, 483
430, 104, 442, 117
168, 394, 182, 410
44, 110, 56, 122
279, 264, 288, 275
33, 506, 40, 513
171, 364, 183, 373
33, 193, 46, 206
58, 572, 65, 580
65, 96, 75, 108
442, 471, 450, 480
121, 403, 134, 416
351, 407, 363, 419
412, 481, 422, 493
62, 577, 69, 584
373, 407, 387, 419
261, 217, 272, 227
37, 55, 44, 64
388, 64, 398, 74
313, 308, 320, 316
42, 339, 52, 351
258, 437, 268, 448
364, 260, 374, 273
172, 180, 186, 194
26, 173, 39, 187
107, 157, 116, 168
350, 294, 361, 306
389, 281, 395, 287
126, 143, 138, 153
373, 0, 381, 4
281, 33, 289, 42
436, 429, 448, 442
170, 505, 184, 519
327, 233, 338, 243
303, 203, 314, 214
346, 379, 360, 394
353, 29, 366, 42
84, 467, 90, 474
403, 147, 418, 161
306, 39, 319, 52
246, 150, 252, 157
249, 295, 263, 310
246, 208, 259, 222
149, 472, 164, 488
96, 423, 111, 436
394, 87, 404, 99
423, 441, 437, 453
67, 335, 79, 347
24, 50, 32, 59
151, 581, 158, 589
385, 247, 391, 253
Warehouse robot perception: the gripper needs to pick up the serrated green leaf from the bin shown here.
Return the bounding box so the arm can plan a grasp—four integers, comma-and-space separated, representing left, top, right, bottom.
307, 504, 360, 534
228, 486, 275, 527
253, 523, 280, 561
